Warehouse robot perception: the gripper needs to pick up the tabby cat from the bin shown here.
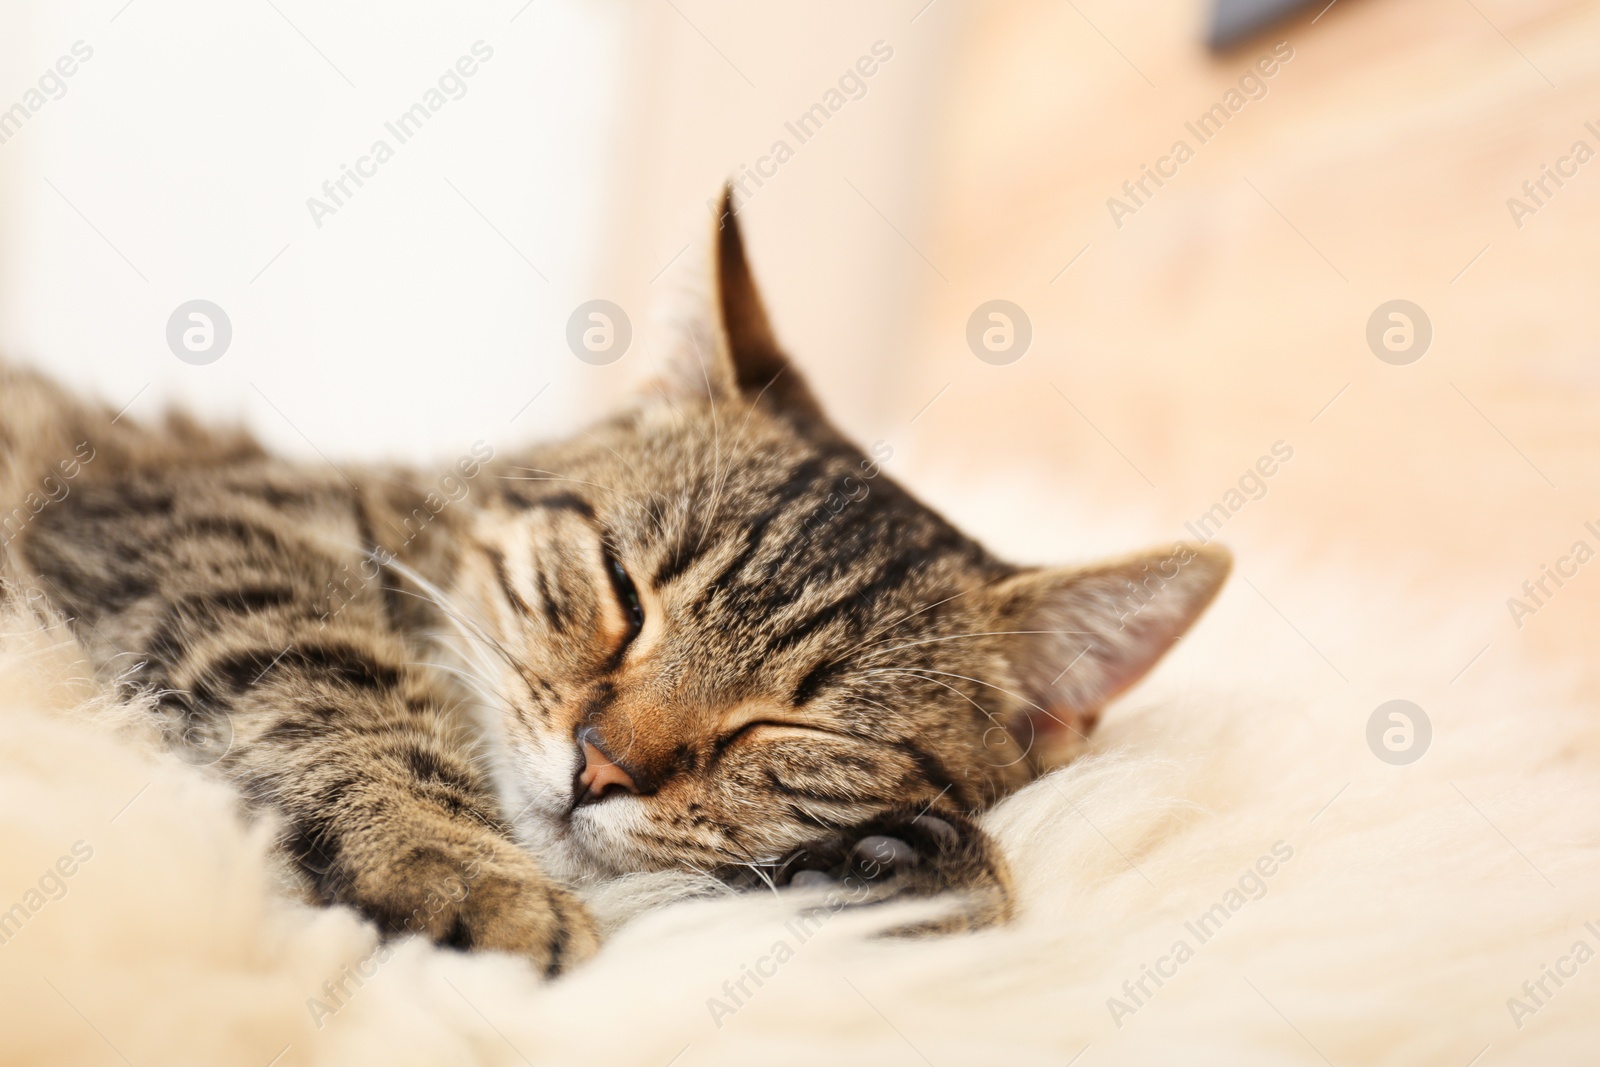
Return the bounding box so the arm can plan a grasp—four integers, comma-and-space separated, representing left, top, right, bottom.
0, 191, 1229, 974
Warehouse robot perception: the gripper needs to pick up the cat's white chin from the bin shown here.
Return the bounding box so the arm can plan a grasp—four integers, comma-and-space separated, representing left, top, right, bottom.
496, 733, 646, 881
556, 800, 672, 881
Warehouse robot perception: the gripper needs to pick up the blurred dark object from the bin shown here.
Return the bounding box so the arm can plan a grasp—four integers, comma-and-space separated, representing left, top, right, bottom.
1207, 0, 1323, 50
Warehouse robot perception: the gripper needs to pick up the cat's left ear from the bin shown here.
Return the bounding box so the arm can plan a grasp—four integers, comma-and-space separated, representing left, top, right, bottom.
990, 542, 1231, 771
646, 185, 824, 422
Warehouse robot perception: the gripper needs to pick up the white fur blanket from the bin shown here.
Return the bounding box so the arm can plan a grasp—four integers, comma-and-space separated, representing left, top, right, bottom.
2, 552, 1596, 1067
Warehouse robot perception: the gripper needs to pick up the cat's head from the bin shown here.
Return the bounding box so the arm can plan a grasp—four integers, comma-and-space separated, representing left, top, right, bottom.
461, 191, 1230, 879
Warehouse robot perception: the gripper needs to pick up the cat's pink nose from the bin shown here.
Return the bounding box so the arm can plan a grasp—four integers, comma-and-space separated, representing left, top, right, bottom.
576, 734, 639, 805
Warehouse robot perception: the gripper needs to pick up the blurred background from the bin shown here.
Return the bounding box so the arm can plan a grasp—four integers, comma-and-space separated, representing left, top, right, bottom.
2, 0, 1597, 704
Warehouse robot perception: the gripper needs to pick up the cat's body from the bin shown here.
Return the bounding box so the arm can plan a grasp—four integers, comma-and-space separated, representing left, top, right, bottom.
0, 195, 1229, 973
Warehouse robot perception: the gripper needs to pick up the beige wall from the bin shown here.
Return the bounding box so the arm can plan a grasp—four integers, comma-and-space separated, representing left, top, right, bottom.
7, 0, 1594, 695
592, 1, 960, 436
607, 0, 1600, 701
0, 0, 629, 464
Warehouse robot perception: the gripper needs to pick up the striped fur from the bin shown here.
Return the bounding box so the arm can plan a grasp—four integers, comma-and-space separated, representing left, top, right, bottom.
0, 191, 1229, 973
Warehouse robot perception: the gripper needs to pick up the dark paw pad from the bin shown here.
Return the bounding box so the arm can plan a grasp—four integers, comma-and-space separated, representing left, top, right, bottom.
852, 834, 915, 871
787, 869, 838, 891
714, 808, 1012, 930
774, 813, 961, 892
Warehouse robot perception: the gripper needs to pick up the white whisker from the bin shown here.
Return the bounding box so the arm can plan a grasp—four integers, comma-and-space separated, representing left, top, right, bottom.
694, 354, 724, 552
858, 629, 1094, 665
698, 364, 782, 552
577, 431, 670, 538
865, 666, 1086, 740
832, 588, 976, 664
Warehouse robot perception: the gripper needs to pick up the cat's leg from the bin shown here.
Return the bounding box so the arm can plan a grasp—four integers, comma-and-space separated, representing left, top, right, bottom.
212, 651, 599, 974
722, 806, 1015, 933
21, 480, 598, 974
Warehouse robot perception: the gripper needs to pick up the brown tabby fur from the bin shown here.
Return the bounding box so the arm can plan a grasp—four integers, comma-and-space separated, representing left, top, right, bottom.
0, 191, 1229, 975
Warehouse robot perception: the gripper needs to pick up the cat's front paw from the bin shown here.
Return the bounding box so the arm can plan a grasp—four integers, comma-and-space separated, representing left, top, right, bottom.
449, 862, 601, 976
739, 807, 1015, 933
345, 840, 599, 976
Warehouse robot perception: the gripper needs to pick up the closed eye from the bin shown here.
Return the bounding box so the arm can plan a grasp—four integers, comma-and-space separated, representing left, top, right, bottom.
603, 546, 644, 649
712, 719, 838, 759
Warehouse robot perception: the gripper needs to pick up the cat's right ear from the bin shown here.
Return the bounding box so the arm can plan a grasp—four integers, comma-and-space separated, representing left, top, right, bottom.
989, 542, 1231, 771
641, 185, 825, 424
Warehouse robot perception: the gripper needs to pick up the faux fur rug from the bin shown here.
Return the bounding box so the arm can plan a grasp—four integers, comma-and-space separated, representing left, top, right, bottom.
2, 534, 1596, 1067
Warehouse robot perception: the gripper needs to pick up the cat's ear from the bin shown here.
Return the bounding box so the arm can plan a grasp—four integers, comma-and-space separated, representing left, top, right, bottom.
645, 185, 824, 422
990, 542, 1231, 770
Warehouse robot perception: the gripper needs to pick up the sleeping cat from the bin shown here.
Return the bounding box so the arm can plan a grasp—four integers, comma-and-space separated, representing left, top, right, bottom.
0, 190, 1229, 974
